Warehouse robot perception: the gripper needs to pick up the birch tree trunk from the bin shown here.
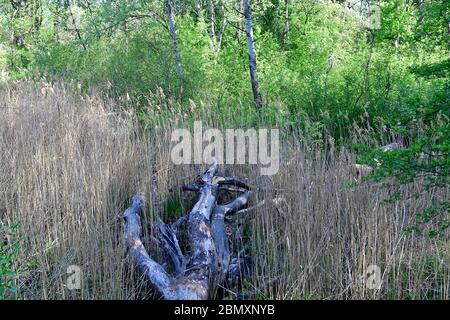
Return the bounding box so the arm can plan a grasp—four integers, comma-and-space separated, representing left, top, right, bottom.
235, 0, 243, 44
203, 0, 227, 54
283, 0, 290, 45
165, 0, 184, 83
207, 0, 217, 50
243, 0, 262, 110
216, 0, 227, 53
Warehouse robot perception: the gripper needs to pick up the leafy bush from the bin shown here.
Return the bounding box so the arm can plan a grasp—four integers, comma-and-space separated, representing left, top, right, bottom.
357, 72, 449, 237
0, 224, 19, 299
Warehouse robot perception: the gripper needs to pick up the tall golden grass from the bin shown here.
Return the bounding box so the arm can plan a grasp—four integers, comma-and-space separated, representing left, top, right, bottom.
0, 83, 448, 299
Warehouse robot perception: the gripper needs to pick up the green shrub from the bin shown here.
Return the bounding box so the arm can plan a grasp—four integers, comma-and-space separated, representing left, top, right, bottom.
0, 223, 19, 300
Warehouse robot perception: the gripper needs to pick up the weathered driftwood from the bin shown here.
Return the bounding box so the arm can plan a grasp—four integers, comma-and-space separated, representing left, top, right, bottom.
123, 160, 254, 300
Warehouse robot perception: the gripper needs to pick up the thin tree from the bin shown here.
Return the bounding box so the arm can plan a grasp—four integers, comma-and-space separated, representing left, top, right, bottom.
164, 0, 184, 87
243, 0, 261, 110
283, 0, 290, 45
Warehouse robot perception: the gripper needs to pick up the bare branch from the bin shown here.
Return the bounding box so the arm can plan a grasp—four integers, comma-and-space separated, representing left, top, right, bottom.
156, 218, 185, 276
123, 193, 173, 299
222, 191, 253, 215
215, 176, 251, 190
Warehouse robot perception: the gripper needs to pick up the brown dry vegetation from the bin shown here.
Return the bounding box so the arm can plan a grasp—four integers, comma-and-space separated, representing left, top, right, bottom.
0, 84, 448, 299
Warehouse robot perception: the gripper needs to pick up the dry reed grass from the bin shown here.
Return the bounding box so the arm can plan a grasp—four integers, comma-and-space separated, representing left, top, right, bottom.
0, 83, 448, 299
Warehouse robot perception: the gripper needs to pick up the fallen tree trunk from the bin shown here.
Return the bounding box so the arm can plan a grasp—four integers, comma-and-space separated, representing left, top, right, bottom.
123, 160, 254, 300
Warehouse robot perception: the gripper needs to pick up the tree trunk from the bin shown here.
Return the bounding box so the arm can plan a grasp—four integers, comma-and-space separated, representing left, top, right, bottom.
243, 0, 262, 110
283, 0, 290, 45
207, 0, 217, 50
216, 0, 227, 53
123, 160, 256, 300
65, 0, 87, 50
235, 0, 243, 44
165, 0, 184, 84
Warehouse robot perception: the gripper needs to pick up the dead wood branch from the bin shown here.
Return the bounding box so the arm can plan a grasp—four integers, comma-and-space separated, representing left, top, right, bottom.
123, 160, 257, 300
